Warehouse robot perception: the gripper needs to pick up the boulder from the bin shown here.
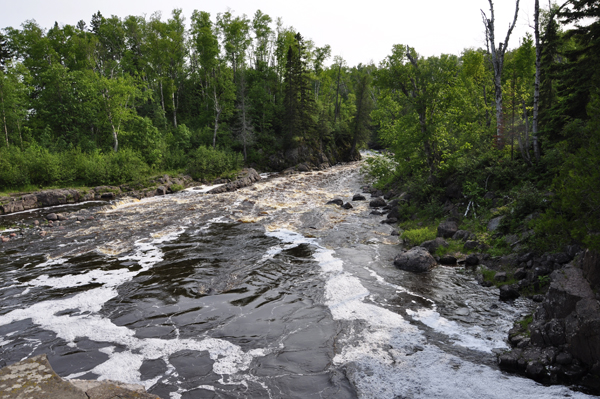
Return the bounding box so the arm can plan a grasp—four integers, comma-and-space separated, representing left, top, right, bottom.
487, 216, 504, 232
381, 218, 398, 224
370, 210, 385, 216
393, 247, 437, 273
370, 189, 384, 198
437, 220, 458, 238
439, 255, 457, 265
296, 163, 310, 172
494, 272, 508, 282
156, 186, 167, 195
580, 249, 600, 290
420, 237, 449, 254
369, 198, 387, 208
352, 194, 366, 201
452, 230, 473, 241
463, 240, 480, 251
342, 202, 353, 209
465, 254, 480, 266
326, 199, 344, 206
46, 213, 58, 221
499, 284, 520, 301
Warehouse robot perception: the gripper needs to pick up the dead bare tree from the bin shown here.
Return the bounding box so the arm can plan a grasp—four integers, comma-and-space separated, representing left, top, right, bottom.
481, 0, 521, 144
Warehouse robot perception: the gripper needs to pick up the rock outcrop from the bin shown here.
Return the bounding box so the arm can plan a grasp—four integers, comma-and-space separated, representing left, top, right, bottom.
207, 169, 261, 194
499, 252, 600, 393
0, 354, 158, 399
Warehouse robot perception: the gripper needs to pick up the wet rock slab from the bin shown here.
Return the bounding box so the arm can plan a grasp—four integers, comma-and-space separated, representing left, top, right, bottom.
0, 354, 158, 399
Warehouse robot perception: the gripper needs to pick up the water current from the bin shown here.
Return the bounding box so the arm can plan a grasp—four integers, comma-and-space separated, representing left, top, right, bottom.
0, 162, 594, 398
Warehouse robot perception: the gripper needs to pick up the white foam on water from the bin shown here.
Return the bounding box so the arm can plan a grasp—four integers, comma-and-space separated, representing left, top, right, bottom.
266, 228, 594, 399
0, 227, 270, 392
184, 184, 225, 194
35, 257, 68, 269
406, 308, 508, 352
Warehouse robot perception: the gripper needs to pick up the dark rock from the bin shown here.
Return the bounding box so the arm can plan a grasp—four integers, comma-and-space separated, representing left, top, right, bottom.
553, 252, 571, 265
326, 199, 344, 206
463, 240, 480, 250
156, 186, 167, 196
487, 216, 504, 232
452, 230, 473, 241
420, 237, 449, 254
518, 252, 535, 264
393, 247, 437, 273
381, 218, 398, 224
580, 249, 600, 290
352, 194, 366, 201
384, 190, 395, 200
556, 352, 573, 365
370, 210, 384, 216
500, 285, 520, 301
494, 272, 507, 282
207, 169, 261, 194
498, 349, 522, 370
526, 361, 546, 380
371, 190, 384, 198
439, 255, 457, 265
544, 265, 594, 319
437, 220, 458, 238
391, 230, 400, 236
342, 202, 353, 209
514, 268, 528, 280
369, 197, 387, 208
465, 254, 479, 266
532, 295, 544, 303
46, 213, 58, 221
296, 163, 310, 172
57, 213, 67, 221
386, 206, 401, 221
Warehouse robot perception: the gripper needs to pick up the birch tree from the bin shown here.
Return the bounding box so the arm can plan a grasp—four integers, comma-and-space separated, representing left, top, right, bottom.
481, 0, 520, 144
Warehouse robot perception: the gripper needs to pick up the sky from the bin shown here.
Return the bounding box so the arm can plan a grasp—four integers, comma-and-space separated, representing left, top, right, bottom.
1, 0, 536, 66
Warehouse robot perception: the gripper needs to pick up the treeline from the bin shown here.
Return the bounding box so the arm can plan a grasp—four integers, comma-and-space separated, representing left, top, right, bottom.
367, 0, 600, 250
0, 9, 370, 188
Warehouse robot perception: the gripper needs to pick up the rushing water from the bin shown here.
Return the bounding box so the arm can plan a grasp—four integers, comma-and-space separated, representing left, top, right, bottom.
0, 163, 594, 398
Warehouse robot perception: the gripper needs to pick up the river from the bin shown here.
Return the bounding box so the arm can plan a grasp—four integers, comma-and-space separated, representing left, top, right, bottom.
0, 162, 593, 398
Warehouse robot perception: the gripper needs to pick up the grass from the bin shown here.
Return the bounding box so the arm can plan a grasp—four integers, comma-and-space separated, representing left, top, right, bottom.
401, 226, 437, 246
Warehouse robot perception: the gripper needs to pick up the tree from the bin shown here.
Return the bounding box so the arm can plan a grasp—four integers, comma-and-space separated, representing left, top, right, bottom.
481, 0, 520, 144
375, 45, 459, 177
349, 65, 374, 157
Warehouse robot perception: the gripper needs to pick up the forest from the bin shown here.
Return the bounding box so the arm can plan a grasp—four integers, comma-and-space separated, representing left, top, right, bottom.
0, 0, 599, 250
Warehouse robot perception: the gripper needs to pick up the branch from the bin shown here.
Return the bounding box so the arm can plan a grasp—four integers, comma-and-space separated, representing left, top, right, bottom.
502, 0, 521, 56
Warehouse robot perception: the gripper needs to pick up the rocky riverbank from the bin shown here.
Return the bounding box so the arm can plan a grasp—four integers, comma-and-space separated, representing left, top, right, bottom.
0, 355, 158, 398
0, 169, 263, 218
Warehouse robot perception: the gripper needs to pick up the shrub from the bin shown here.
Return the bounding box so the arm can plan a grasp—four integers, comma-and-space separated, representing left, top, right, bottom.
401, 226, 437, 246
187, 146, 243, 181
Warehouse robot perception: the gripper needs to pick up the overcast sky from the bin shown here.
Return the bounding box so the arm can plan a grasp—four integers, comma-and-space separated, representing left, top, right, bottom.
1, 0, 535, 66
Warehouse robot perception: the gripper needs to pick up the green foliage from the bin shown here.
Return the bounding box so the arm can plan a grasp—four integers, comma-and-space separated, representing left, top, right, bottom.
186, 146, 243, 181
170, 183, 184, 192
401, 226, 437, 246
361, 153, 399, 188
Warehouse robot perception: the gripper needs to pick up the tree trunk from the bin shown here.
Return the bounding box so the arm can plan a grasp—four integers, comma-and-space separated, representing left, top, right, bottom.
482, 0, 520, 144
532, 0, 541, 162
0, 85, 8, 148
172, 91, 177, 129
334, 62, 341, 123
212, 86, 221, 149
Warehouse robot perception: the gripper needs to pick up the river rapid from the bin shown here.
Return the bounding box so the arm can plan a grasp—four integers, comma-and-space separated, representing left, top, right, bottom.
0, 162, 593, 398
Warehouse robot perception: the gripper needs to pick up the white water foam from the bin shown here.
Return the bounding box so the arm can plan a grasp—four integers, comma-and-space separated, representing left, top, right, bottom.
266, 228, 594, 399
0, 227, 270, 394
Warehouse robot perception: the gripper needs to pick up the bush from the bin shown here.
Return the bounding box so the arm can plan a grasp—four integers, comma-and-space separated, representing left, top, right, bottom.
401, 226, 437, 246
186, 146, 243, 181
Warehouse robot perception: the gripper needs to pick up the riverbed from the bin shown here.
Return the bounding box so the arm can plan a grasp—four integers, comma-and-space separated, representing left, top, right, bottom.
0, 162, 593, 398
